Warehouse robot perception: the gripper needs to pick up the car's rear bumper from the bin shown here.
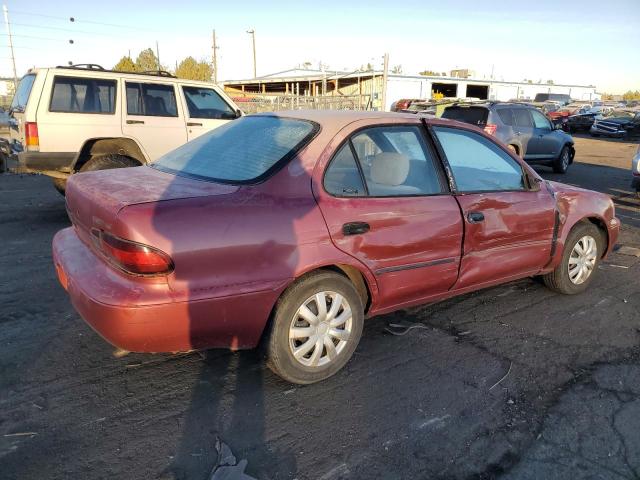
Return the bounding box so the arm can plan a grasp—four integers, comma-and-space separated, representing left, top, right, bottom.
18, 151, 75, 174
52, 227, 279, 352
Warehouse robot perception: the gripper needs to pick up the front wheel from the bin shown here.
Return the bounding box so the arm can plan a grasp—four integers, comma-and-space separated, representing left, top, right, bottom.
542, 223, 604, 295
553, 145, 571, 174
265, 271, 364, 384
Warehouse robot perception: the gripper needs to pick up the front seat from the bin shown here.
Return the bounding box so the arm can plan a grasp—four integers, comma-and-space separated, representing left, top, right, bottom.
368, 152, 420, 195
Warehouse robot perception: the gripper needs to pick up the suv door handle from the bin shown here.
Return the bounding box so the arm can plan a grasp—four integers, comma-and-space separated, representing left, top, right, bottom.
343, 222, 370, 236
126, 120, 145, 124
187, 122, 203, 126
467, 212, 485, 223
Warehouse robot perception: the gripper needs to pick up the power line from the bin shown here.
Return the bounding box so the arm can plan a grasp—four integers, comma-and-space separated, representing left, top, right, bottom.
0, 32, 70, 42
10, 10, 159, 32
8, 21, 112, 36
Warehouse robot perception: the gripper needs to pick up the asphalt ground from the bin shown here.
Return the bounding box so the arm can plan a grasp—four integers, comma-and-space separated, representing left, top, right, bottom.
1, 134, 639, 480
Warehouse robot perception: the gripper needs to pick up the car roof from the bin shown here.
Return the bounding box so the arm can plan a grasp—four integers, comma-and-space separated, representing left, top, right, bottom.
257, 109, 421, 128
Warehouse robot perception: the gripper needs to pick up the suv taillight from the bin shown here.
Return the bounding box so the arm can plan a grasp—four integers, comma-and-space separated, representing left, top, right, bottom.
483, 124, 497, 136
25, 122, 40, 151
91, 230, 173, 275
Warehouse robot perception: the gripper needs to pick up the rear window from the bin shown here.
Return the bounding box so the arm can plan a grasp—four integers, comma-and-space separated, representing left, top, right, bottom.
152, 115, 318, 184
441, 106, 488, 126
49, 76, 116, 113
496, 109, 514, 125
10, 74, 36, 112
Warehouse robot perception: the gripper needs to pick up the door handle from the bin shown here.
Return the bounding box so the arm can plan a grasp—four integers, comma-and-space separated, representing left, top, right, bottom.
126, 120, 144, 124
467, 212, 485, 223
342, 222, 370, 236
187, 122, 203, 126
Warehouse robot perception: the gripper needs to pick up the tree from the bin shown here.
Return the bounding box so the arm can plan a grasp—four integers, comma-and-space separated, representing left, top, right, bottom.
175, 57, 213, 81
391, 65, 403, 74
136, 48, 160, 72
419, 70, 440, 76
622, 90, 640, 100
546, 79, 554, 85
113, 56, 138, 72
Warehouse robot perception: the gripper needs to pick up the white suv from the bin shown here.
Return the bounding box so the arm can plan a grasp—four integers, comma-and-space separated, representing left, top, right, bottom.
6, 64, 241, 193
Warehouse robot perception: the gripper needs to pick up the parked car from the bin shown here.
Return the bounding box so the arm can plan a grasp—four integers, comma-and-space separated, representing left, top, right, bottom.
565, 112, 598, 133
53, 111, 620, 384
533, 93, 572, 106
7, 64, 241, 193
590, 110, 640, 137
442, 102, 575, 173
632, 144, 640, 198
390, 98, 421, 112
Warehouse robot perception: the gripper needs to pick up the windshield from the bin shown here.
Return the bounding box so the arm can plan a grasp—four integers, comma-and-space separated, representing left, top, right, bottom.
10, 74, 36, 113
152, 115, 318, 184
605, 110, 634, 119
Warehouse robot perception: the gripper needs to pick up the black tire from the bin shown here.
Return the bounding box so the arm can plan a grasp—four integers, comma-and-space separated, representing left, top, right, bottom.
553, 145, 571, 174
542, 222, 604, 295
79, 154, 140, 173
265, 271, 364, 384
52, 177, 67, 196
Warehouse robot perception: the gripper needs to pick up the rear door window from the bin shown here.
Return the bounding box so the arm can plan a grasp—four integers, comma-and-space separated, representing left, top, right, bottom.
531, 110, 552, 129
513, 109, 534, 128
49, 76, 116, 114
496, 108, 514, 126
441, 106, 489, 126
10, 74, 36, 112
182, 86, 236, 119
126, 82, 178, 117
326, 126, 444, 197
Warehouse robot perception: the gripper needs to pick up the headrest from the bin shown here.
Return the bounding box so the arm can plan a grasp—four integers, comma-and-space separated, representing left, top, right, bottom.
370, 152, 410, 186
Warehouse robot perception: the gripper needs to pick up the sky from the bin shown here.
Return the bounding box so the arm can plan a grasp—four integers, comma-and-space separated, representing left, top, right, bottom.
2, 0, 639, 93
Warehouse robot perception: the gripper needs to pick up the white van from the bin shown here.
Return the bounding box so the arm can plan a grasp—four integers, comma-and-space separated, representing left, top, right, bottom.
7, 64, 242, 193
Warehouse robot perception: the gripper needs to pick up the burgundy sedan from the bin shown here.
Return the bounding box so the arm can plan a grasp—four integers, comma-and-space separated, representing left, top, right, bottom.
53, 111, 620, 384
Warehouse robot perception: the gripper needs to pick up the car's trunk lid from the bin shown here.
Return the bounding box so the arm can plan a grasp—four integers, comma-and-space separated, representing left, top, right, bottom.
66, 166, 238, 241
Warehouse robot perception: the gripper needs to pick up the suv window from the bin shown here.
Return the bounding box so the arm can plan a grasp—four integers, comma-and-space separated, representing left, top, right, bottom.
324, 144, 366, 197
50, 76, 117, 114
513, 109, 533, 128
329, 126, 443, 197
496, 108, 514, 126
441, 106, 489, 126
531, 110, 552, 129
182, 86, 236, 119
126, 82, 178, 117
433, 126, 525, 192
152, 116, 317, 183
10, 74, 36, 112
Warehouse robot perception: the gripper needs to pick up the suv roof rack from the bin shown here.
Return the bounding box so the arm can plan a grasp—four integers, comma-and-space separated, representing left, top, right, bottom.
55, 64, 177, 79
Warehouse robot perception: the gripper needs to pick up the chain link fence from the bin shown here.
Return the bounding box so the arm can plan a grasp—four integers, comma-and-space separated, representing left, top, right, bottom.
231, 94, 373, 114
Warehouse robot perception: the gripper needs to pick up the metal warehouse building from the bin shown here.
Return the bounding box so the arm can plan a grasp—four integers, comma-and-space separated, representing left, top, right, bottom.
223, 68, 599, 112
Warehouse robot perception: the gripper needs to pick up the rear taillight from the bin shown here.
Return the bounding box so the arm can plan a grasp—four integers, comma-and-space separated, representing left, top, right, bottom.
91, 230, 173, 275
25, 122, 40, 151
483, 124, 497, 136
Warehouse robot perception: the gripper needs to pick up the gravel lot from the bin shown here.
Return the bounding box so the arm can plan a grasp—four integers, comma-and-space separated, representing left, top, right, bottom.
1, 135, 639, 480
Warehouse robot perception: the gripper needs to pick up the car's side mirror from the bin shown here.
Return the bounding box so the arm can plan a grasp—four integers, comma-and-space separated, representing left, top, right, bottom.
235, 109, 243, 119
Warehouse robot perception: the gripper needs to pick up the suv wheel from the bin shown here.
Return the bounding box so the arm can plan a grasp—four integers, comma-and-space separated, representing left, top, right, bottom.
79, 154, 140, 173
542, 222, 603, 295
553, 145, 571, 174
265, 271, 364, 384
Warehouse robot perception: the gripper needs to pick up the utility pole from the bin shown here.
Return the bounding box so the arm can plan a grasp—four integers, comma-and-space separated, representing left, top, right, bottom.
3, 5, 18, 88
212, 29, 218, 83
155, 41, 161, 71
381, 53, 389, 112
246, 29, 256, 78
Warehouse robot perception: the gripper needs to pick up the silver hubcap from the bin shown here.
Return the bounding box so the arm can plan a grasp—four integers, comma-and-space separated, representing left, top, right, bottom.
289, 291, 352, 368
568, 235, 597, 285
562, 150, 569, 168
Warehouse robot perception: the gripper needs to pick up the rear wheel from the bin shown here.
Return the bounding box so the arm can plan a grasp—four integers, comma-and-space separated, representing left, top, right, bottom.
265, 271, 364, 384
553, 145, 571, 174
542, 222, 604, 295
79, 154, 140, 173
